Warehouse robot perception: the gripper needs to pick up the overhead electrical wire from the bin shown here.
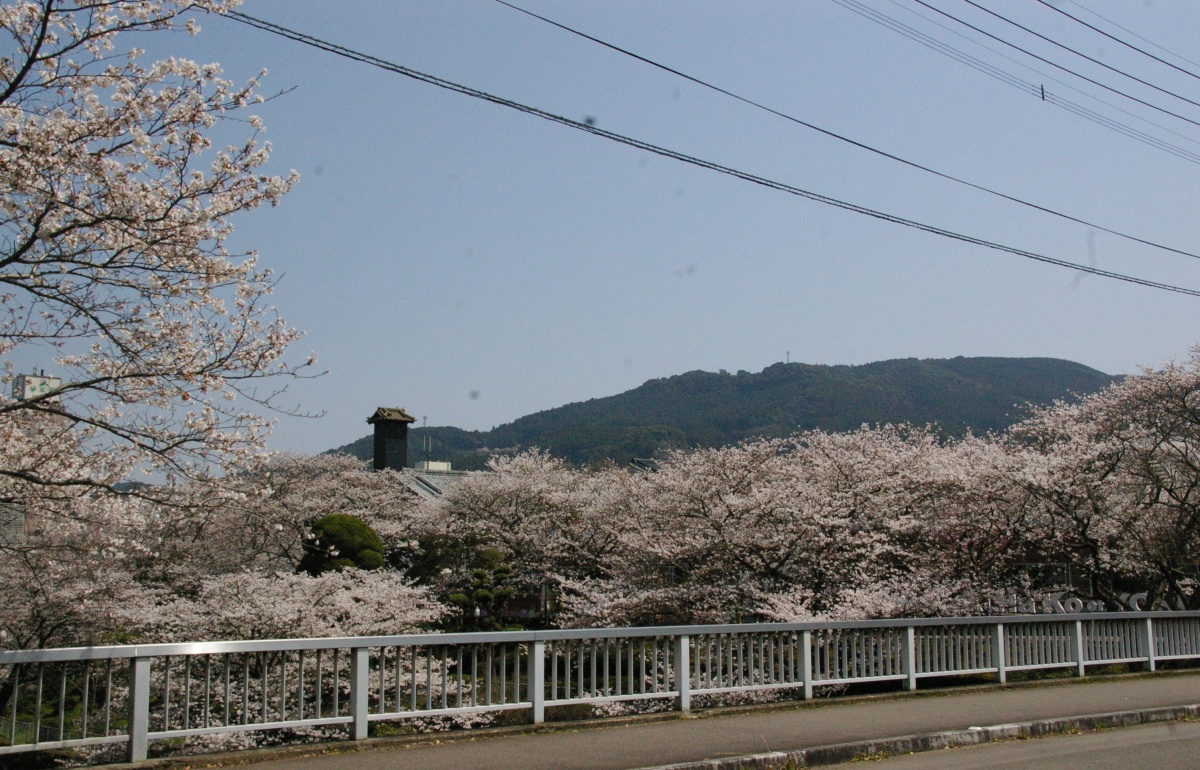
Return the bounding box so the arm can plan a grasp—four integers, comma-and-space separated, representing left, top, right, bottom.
1035, 0, 1200, 84
1065, 0, 1200, 74
494, 0, 1200, 262
221, 9, 1200, 298
836, 0, 1200, 166
849, 0, 1040, 93
958, 0, 1200, 109
910, 0, 1200, 130
876, 0, 1200, 155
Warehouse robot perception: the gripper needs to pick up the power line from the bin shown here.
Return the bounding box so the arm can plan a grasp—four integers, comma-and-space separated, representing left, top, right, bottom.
494, 0, 1200, 261
880, 0, 1200, 155
958, 0, 1200, 109
911, 0, 1200, 131
1065, 1, 1200, 73
847, 0, 1036, 94
221, 9, 1200, 298
1043, 90, 1199, 162
837, 0, 1200, 166
1035, 0, 1200, 84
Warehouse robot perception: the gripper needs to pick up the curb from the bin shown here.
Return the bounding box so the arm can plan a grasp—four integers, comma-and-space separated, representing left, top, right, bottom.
633, 703, 1200, 769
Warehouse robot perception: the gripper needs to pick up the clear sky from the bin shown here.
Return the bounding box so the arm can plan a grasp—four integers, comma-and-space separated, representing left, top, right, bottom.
162, 1, 1200, 454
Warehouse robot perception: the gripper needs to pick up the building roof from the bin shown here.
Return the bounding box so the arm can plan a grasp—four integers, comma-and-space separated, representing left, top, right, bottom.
403, 469, 469, 500
629, 458, 660, 473
0, 501, 25, 544
367, 406, 417, 424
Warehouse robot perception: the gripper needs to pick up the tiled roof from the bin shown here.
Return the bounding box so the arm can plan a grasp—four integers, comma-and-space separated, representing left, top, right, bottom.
403, 469, 468, 500
629, 458, 660, 473
0, 501, 25, 544
367, 406, 417, 424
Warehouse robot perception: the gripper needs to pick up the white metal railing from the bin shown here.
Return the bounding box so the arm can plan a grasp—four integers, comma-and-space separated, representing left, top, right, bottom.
1, 611, 1197, 763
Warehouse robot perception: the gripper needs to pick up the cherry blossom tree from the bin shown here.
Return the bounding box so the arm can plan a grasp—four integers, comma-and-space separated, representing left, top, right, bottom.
0, 453, 444, 650
451, 429, 991, 629
1010, 345, 1200, 610
0, 0, 308, 514
437, 450, 627, 596
910, 433, 1042, 610
0, 488, 173, 650
213, 453, 425, 573
602, 426, 973, 625
133, 569, 446, 642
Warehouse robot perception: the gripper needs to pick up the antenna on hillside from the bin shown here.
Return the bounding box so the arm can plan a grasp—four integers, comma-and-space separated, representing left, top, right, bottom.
786, 351, 790, 364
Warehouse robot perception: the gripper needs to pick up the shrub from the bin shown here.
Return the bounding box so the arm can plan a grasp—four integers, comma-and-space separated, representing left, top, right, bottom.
298, 514, 386, 575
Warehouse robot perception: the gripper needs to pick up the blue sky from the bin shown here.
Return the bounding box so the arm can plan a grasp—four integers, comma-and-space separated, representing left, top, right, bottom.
165, 1, 1200, 454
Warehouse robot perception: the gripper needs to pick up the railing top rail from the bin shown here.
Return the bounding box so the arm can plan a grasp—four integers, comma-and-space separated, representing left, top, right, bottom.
2, 610, 1194, 664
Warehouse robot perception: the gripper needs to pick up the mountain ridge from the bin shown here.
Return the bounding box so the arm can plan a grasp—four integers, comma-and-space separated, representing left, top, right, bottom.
330, 357, 1118, 469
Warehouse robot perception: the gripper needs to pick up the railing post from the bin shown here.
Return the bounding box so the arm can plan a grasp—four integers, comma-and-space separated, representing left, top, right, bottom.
127, 657, 151, 762
531, 640, 545, 724
801, 630, 813, 700
993, 623, 1006, 684
903, 626, 917, 691
350, 647, 369, 740
1143, 618, 1157, 672
674, 635, 690, 714
1072, 620, 1086, 677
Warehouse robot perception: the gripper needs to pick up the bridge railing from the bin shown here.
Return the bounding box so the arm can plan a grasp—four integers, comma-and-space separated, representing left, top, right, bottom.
1, 612, 1197, 763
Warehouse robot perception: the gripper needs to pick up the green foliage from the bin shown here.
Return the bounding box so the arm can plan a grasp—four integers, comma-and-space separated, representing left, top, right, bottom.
297, 514, 385, 576
387, 537, 531, 631
330, 357, 1117, 467
388, 533, 477, 584
447, 549, 518, 631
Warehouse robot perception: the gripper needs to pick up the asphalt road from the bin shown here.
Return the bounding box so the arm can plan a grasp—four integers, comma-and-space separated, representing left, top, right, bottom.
869, 720, 1200, 769
245, 673, 1200, 770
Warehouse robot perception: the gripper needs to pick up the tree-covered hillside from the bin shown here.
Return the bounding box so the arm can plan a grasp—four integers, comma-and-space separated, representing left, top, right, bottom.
331, 357, 1118, 468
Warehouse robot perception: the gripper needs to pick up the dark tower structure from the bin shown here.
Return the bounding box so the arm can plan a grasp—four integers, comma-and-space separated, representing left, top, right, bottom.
367, 407, 417, 471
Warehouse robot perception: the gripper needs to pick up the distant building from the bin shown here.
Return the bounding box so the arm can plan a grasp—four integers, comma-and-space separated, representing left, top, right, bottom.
366, 406, 416, 472
404, 466, 467, 500
366, 406, 467, 499
12, 371, 60, 402
0, 501, 26, 544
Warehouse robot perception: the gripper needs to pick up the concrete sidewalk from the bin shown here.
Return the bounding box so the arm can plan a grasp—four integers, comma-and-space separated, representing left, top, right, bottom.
225, 672, 1200, 770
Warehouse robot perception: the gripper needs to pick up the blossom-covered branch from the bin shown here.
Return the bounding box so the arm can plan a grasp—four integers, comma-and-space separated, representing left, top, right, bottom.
0, 0, 311, 508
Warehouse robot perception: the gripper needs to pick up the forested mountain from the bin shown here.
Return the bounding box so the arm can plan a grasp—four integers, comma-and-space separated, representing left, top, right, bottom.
330, 357, 1118, 469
